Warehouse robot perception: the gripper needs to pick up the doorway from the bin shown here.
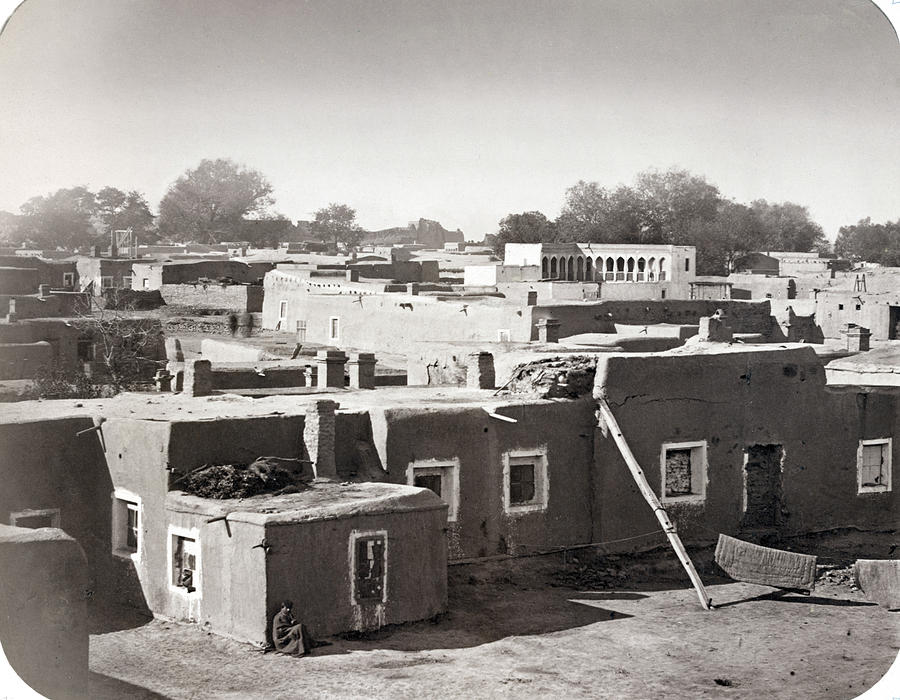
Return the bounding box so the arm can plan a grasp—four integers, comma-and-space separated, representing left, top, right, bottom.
742, 444, 785, 529
889, 306, 900, 340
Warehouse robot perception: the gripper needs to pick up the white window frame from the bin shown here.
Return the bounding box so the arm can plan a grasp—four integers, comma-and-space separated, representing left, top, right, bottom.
167, 524, 201, 598
406, 458, 460, 522
660, 440, 708, 505
328, 316, 340, 343
857, 438, 892, 494
111, 488, 142, 562
502, 447, 549, 514
101, 275, 114, 289
349, 529, 388, 606
10, 508, 60, 529
62, 272, 74, 287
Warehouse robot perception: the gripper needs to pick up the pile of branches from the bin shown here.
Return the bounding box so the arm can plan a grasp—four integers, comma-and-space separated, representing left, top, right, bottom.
500, 356, 598, 398
181, 456, 308, 499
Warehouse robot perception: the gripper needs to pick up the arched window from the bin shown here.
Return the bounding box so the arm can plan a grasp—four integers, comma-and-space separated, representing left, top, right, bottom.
550, 257, 558, 278
542, 257, 549, 279
648, 257, 656, 281
567, 257, 574, 281
616, 257, 625, 281
659, 257, 667, 281
605, 257, 614, 281
637, 257, 646, 282
585, 257, 593, 281
626, 257, 635, 281
576, 257, 584, 281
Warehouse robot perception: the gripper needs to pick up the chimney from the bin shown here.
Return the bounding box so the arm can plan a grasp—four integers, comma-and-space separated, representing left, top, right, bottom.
303, 400, 337, 479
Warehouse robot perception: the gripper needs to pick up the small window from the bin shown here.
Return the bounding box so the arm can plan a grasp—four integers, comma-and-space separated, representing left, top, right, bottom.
855, 304, 861, 311
278, 300, 287, 319
10, 508, 60, 529
169, 529, 200, 594
62, 272, 74, 287
503, 449, 549, 513
350, 531, 387, 605
661, 289, 666, 299
497, 329, 511, 342
685, 258, 690, 272
101, 276, 114, 289
661, 441, 707, 504
838, 304, 844, 310
328, 316, 340, 342
122, 276, 133, 289
112, 489, 141, 560
407, 459, 459, 521
77, 339, 95, 362
858, 439, 892, 494
142, 278, 149, 289
296, 319, 307, 341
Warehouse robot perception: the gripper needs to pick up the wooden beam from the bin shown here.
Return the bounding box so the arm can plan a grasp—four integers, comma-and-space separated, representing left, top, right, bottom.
596, 398, 712, 610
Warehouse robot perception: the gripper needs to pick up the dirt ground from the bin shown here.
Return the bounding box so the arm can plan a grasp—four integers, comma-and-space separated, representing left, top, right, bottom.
88, 539, 899, 700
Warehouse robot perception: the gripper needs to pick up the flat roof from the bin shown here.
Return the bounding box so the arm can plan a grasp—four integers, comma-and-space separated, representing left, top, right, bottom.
166, 482, 445, 524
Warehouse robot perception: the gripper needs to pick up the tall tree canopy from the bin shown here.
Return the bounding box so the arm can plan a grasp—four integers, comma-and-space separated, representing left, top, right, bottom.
158, 159, 274, 243
16, 186, 99, 249
750, 200, 828, 253
493, 211, 557, 255
632, 168, 721, 244
94, 187, 156, 241
556, 181, 642, 243
687, 201, 766, 276
311, 203, 363, 252
835, 218, 900, 266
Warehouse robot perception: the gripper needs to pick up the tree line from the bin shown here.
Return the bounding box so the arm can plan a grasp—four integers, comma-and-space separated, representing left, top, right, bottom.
0, 158, 363, 252
491, 168, 836, 275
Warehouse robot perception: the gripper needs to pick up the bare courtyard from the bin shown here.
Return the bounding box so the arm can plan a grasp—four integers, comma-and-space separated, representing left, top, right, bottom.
89, 547, 899, 700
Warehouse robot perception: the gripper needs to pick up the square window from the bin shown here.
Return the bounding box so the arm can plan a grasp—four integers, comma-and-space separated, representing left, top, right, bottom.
855, 304, 861, 311
350, 531, 387, 605
10, 508, 60, 529
101, 276, 114, 289
858, 439, 892, 494
661, 441, 707, 504
503, 450, 549, 513
62, 272, 74, 287
497, 329, 511, 342
407, 459, 459, 521
122, 276, 133, 289
112, 489, 141, 560
838, 304, 844, 310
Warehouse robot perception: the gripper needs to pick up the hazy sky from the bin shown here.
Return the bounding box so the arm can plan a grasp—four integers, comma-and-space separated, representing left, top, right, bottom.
0, 0, 898, 239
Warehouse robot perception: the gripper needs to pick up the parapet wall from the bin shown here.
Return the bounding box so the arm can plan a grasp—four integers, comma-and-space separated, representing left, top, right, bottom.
160, 283, 264, 312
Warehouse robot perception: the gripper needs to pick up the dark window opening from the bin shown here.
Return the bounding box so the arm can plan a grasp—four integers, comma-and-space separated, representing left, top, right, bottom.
355, 536, 386, 603
14, 514, 54, 529
125, 503, 139, 551
665, 449, 693, 496
77, 340, 94, 362
742, 444, 785, 529
172, 535, 197, 592
414, 473, 442, 498
509, 463, 536, 504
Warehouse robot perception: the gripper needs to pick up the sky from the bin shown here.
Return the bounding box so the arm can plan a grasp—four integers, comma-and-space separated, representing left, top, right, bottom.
0, 0, 898, 240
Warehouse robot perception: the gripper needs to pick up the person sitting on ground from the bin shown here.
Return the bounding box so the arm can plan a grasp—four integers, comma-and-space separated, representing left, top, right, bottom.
272, 600, 315, 657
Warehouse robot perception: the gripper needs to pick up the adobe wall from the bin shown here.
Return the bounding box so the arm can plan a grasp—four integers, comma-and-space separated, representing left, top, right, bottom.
0, 417, 114, 598
264, 506, 447, 638
728, 274, 796, 300
160, 283, 264, 312
262, 287, 534, 351
0, 293, 66, 318
370, 399, 595, 558
531, 300, 774, 340
162, 505, 268, 641
593, 347, 898, 546
0, 267, 38, 294
816, 292, 900, 340
0, 525, 89, 700
0, 340, 52, 378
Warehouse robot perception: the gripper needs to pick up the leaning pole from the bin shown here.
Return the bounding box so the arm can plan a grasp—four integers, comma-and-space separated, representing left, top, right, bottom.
596, 398, 713, 610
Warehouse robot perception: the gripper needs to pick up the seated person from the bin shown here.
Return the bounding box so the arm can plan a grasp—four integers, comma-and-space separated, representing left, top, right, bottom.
272, 600, 314, 657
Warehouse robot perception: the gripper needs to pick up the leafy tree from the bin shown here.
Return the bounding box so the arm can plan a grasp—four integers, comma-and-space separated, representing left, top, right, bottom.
0, 211, 20, 244
834, 218, 900, 264
158, 159, 274, 243
94, 187, 156, 242
688, 202, 765, 275
492, 211, 558, 256
311, 203, 363, 252
750, 199, 827, 253
556, 182, 643, 243
16, 186, 99, 248
632, 168, 722, 244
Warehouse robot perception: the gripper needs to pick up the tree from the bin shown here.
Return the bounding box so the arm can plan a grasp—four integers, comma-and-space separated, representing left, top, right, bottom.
632, 168, 722, 245
750, 200, 827, 253
158, 159, 274, 243
556, 182, 643, 243
311, 203, 363, 252
835, 218, 900, 264
16, 186, 99, 248
94, 187, 156, 242
492, 211, 558, 256
688, 202, 766, 275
